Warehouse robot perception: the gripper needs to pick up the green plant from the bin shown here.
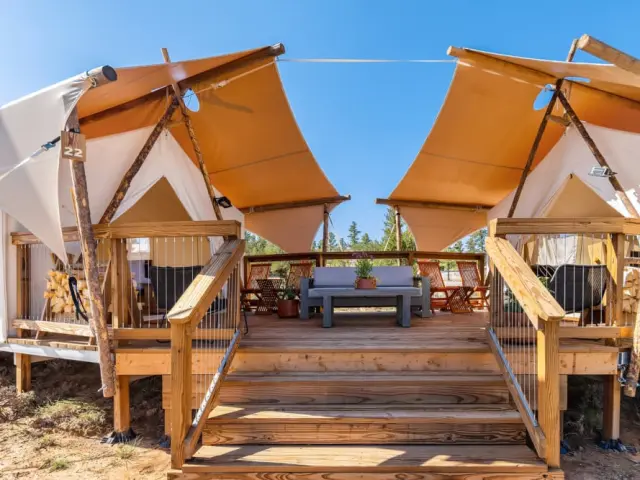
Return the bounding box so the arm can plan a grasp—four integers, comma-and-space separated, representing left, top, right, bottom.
45, 457, 69, 472
279, 286, 297, 301
354, 253, 374, 279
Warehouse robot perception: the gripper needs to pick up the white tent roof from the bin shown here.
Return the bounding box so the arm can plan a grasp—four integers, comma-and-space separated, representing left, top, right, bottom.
490, 123, 640, 221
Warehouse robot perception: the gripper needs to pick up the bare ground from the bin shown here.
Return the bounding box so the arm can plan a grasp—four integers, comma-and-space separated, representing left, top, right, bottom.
1, 353, 640, 479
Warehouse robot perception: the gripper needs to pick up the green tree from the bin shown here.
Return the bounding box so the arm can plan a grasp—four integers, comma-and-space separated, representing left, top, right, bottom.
347, 221, 361, 248
328, 232, 339, 251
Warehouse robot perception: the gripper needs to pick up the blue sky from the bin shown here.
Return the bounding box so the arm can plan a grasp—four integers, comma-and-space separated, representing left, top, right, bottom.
1, 1, 639, 243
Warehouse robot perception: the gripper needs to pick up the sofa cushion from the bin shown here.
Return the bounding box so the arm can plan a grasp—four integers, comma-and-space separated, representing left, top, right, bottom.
313, 266, 413, 288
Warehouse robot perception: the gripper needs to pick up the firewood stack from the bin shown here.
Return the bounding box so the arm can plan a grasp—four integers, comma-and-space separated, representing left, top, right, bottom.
623, 267, 640, 314
43, 270, 91, 317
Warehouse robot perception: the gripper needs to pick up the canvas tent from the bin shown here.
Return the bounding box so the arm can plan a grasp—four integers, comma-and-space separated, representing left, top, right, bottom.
382, 45, 640, 251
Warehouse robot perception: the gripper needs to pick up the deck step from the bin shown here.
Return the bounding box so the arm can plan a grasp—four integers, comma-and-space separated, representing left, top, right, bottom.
203, 404, 526, 445
181, 445, 548, 477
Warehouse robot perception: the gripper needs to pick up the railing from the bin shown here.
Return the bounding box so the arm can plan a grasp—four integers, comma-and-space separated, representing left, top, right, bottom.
11, 221, 242, 344
168, 238, 245, 468
492, 217, 640, 339
486, 234, 565, 468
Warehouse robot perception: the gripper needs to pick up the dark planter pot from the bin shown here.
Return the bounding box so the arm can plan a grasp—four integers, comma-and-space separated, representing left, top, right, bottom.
355, 277, 377, 289
277, 299, 299, 318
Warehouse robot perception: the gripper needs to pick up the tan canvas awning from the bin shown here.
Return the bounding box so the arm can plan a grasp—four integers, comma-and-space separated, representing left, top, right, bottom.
387, 46, 640, 251
77, 45, 344, 252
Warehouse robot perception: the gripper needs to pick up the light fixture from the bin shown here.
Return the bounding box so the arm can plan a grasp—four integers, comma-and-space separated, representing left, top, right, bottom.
215, 196, 233, 209
589, 166, 616, 178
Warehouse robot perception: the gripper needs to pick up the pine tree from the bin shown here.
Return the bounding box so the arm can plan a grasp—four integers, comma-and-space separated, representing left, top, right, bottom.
347, 221, 361, 248
328, 232, 339, 251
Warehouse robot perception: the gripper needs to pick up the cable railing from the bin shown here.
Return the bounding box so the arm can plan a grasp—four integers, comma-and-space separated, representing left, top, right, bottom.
168, 238, 245, 468
486, 235, 565, 468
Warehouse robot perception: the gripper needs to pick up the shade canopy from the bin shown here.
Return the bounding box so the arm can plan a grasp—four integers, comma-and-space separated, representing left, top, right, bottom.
388, 46, 640, 251
0, 45, 343, 258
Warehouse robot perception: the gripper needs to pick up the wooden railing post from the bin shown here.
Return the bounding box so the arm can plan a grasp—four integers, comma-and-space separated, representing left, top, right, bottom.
537, 319, 561, 468
606, 233, 625, 326
170, 320, 192, 469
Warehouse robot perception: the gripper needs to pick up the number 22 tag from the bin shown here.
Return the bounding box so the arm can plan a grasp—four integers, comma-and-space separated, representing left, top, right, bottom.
60, 131, 86, 162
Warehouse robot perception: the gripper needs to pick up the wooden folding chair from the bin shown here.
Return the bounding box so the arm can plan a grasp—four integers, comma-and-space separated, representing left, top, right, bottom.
241, 262, 271, 311
286, 261, 314, 296
457, 261, 490, 310
256, 278, 283, 315
417, 261, 472, 314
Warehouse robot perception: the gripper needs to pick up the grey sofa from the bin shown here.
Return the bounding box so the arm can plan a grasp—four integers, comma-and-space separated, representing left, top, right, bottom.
300, 266, 431, 320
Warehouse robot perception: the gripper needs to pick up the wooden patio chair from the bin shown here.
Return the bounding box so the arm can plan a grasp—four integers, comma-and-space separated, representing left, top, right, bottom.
457, 261, 490, 310
255, 278, 283, 315
285, 261, 314, 295
241, 262, 271, 311
417, 261, 472, 314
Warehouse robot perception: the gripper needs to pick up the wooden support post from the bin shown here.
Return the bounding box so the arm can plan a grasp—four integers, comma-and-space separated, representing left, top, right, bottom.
161, 48, 223, 222
606, 233, 625, 326
557, 91, 639, 218
100, 101, 178, 224
114, 375, 131, 433
395, 206, 402, 265
164, 408, 172, 436
624, 304, 640, 396
15, 353, 31, 393
508, 40, 578, 217
16, 244, 30, 334
321, 204, 329, 266
67, 108, 116, 398
537, 320, 561, 468
110, 239, 126, 329
170, 321, 192, 468
603, 375, 621, 440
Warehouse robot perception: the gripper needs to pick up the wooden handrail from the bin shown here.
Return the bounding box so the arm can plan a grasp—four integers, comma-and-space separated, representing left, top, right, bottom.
168, 239, 245, 326
492, 217, 640, 236
485, 236, 564, 325
11, 220, 241, 245
245, 250, 485, 263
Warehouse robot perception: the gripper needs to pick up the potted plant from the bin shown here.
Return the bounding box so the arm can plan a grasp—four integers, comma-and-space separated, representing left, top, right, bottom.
277, 286, 299, 318
354, 253, 376, 289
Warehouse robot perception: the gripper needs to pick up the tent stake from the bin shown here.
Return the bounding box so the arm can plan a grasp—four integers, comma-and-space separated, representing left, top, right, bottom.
67, 108, 116, 398
508, 39, 578, 217
161, 48, 223, 222
100, 99, 178, 224
556, 91, 639, 218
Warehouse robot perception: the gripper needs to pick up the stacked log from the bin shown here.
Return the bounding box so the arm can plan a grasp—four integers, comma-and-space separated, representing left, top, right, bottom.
623, 267, 640, 314
43, 270, 90, 318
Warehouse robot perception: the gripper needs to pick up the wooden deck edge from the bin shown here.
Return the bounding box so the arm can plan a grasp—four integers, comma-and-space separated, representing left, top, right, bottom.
168, 472, 559, 480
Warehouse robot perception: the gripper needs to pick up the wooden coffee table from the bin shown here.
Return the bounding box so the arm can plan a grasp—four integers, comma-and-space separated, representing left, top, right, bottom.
308, 287, 421, 328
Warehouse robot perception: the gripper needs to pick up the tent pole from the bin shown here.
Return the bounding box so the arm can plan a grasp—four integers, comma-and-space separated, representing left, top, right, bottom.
322, 204, 329, 266
395, 206, 402, 265
508, 39, 578, 218
556, 91, 640, 218
100, 99, 178, 224
577, 34, 640, 77
161, 48, 223, 222
67, 108, 116, 398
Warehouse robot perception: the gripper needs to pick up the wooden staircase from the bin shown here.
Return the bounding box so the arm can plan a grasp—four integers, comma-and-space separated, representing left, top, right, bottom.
169, 316, 559, 479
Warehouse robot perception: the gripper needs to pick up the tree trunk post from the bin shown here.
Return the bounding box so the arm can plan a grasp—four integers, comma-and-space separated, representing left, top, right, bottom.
322, 204, 329, 266
67, 108, 116, 398
395, 205, 402, 265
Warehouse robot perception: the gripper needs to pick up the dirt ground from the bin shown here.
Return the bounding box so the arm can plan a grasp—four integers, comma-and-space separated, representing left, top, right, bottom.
1, 353, 640, 479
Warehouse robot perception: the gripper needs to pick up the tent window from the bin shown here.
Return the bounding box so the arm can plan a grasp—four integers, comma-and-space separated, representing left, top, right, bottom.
128, 238, 150, 261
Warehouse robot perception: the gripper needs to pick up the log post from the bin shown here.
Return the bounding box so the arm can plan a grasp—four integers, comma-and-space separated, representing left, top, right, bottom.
161, 48, 223, 222
15, 353, 31, 393
395, 206, 402, 265
321, 204, 329, 266
16, 244, 30, 332
67, 107, 116, 398
100, 100, 178, 224
170, 320, 192, 468
603, 375, 621, 440
557, 91, 639, 218
577, 34, 640, 77
508, 40, 578, 217
605, 233, 625, 326
624, 304, 640, 396
537, 320, 561, 468
114, 375, 131, 433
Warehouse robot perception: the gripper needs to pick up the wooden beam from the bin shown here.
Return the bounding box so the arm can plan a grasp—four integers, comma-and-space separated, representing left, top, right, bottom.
114, 375, 131, 433
494, 217, 630, 235
12, 319, 93, 338
240, 195, 351, 214
606, 233, 625, 326
375, 198, 492, 212
161, 48, 223, 222
447, 46, 640, 111
80, 44, 286, 126
537, 321, 561, 468
508, 40, 578, 218
556, 91, 639, 218
602, 375, 621, 440
395, 206, 402, 265
170, 321, 192, 468
486, 237, 565, 323
322, 204, 329, 265
577, 34, 640, 77
100, 100, 178, 224
15, 353, 31, 393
